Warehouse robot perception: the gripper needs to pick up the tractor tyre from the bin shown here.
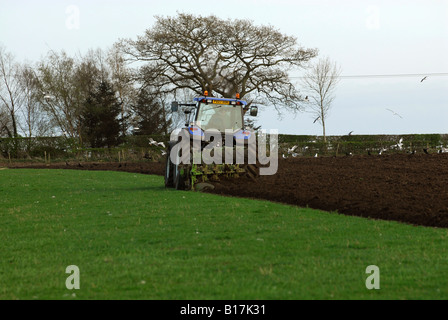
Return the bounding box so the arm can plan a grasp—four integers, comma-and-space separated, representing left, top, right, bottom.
174, 164, 187, 190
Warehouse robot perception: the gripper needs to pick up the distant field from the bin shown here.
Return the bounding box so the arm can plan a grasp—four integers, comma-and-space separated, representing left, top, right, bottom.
1, 169, 448, 300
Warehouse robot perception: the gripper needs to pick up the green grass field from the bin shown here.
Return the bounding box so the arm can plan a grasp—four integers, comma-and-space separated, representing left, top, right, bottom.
1, 168, 448, 300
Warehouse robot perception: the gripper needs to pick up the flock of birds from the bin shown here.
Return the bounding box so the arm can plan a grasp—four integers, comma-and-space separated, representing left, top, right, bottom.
283, 145, 321, 158
149, 138, 165, 148
282, 136, 448, 159
288, 75, 444, 158
149, 136, 448, 159
148, 138, 167, 156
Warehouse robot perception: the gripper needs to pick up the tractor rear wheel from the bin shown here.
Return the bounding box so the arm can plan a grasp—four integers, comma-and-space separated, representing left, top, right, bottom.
174, 164, 187, 190
170, 139, 191, 190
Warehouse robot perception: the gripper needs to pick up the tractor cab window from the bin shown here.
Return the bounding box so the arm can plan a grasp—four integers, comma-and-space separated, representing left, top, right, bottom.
196, 103, 243, 132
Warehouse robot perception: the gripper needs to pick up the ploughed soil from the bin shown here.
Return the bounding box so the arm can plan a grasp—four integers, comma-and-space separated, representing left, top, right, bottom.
5, 153, 448, 228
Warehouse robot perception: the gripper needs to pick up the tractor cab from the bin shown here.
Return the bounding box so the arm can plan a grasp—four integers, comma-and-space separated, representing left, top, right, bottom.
171, 93, 258, 139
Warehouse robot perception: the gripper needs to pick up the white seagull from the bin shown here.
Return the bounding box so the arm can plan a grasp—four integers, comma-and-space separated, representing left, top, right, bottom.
391, 138, 404, 150
379, 147, 388, 155
287, 145, 298, 154
386, 108, 403, 119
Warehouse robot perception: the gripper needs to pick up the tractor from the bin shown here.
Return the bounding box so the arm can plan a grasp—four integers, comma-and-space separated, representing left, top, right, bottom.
165, 93, 260, 190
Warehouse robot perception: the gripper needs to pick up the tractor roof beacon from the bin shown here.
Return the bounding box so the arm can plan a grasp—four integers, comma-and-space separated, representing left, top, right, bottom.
165, 93, 260, 190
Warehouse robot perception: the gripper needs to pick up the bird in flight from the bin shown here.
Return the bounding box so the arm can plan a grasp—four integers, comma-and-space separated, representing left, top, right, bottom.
313, 116, 320, 123
386, 108, 403, 118
420, 76, 427, 82
287, 145, 298, 154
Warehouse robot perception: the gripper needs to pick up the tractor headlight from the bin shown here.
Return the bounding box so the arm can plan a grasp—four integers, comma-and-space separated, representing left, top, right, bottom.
188, 126, 204, 136
233, 130, 252, 140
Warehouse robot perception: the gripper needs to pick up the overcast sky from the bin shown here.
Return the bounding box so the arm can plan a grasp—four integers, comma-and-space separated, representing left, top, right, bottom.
1, 0, 447, 135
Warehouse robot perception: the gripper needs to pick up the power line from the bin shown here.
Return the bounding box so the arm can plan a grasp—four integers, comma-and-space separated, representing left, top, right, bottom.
290, 72, 448, 79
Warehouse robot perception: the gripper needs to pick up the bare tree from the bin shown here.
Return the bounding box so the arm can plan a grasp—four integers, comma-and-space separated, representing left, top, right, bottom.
107, 44, 135, 136
302, 57, 341, 143
17, 64, 53, 138
119, 13, 317, 112
0, 45, 23, 138
36, 50, 81, 140
36, 49, 107, 143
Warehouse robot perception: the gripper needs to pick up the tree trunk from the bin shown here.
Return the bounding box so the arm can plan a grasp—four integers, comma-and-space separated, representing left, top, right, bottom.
10, 109, 18, 138
322, 120, 327, 144
321, 108, 326, 144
